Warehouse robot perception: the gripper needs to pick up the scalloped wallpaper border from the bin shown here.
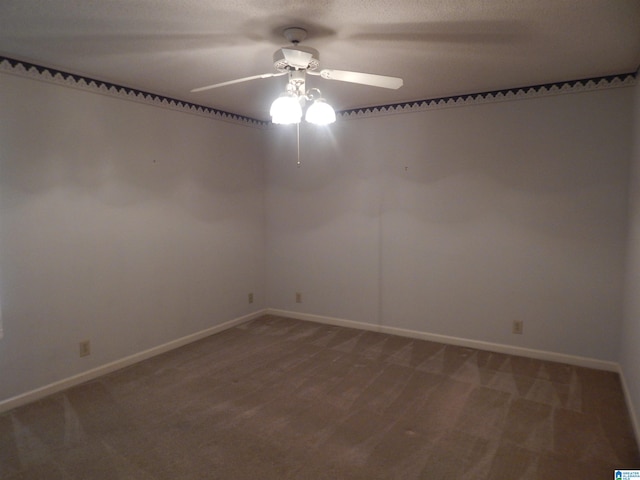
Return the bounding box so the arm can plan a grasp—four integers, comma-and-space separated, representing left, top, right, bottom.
1, 55, 637, 126
340, 72, 638, 119
0, 56, 267, 127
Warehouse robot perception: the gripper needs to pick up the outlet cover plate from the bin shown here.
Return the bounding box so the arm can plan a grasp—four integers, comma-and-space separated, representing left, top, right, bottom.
79, 340, 91, 357
512, 321, 524, 335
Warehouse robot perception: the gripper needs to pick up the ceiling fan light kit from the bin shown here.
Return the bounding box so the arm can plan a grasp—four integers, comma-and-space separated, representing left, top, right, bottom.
191, 26, 403, 126
270, 76, 336, 125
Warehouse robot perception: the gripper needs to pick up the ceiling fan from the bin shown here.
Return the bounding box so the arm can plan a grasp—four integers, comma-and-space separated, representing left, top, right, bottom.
191, 27, 403, 124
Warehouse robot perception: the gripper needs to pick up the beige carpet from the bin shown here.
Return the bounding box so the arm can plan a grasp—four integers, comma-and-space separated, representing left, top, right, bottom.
1, 314, 639, 479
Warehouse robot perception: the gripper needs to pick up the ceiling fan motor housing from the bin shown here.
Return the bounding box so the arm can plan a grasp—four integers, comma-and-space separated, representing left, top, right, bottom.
273, 46, 320, 72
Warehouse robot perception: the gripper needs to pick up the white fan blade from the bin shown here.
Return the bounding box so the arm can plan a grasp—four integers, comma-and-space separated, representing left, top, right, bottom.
316, 69, 403, 89
191, 72, 286, 93
282, 48, 313, 69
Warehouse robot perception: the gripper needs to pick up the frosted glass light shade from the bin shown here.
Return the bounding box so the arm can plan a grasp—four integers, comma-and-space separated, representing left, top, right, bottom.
305, 99, 336, 125
270, 95, 302, 124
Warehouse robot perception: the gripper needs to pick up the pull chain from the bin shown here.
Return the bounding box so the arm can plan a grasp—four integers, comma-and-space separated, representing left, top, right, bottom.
296, 122, 301, 167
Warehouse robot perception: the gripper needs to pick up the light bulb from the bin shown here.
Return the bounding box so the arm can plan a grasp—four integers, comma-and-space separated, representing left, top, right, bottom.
305, 99, 336, 125
270, 95, 302, 124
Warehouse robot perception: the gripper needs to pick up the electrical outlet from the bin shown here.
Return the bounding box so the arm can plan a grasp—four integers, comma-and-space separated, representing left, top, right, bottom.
79, 340, 91, 357
295, 292, 302, 303
512, 320, 524, 335
248, 292, 254, 304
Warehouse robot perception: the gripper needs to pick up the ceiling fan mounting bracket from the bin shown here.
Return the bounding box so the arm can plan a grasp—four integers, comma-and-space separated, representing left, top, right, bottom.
282, 27, 308, 45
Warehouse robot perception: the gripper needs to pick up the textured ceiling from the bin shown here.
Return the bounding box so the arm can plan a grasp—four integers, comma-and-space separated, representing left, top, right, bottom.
1, 0, 639, 121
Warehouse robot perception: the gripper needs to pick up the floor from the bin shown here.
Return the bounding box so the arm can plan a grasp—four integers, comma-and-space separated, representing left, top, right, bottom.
1, 315, 639, 479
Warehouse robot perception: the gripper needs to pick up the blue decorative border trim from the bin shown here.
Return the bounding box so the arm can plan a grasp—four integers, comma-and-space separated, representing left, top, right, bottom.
1, 55, 636, 125
338, 72, 638, 119
0, 56, 268, 126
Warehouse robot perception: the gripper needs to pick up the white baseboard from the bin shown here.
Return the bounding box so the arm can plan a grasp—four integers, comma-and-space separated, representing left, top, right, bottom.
266, 308, 619, 372
0, 309, 267, 414
618, 366, 640, 448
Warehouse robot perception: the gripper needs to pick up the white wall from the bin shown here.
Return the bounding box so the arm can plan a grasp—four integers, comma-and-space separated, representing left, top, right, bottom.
622, 77, 640, 436
265, 123, 383, 324
0, 73, 266, 401
266, 87, 633, 361
0, 69, 635, 407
